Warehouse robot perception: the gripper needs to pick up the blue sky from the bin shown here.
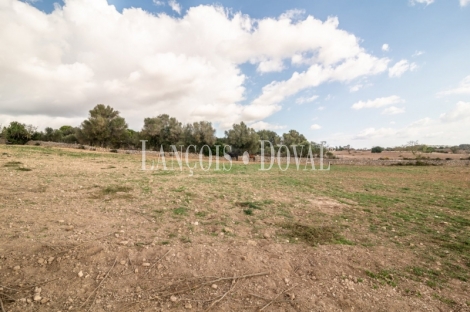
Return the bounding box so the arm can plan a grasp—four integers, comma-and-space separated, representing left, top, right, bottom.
1, 0, 469, 148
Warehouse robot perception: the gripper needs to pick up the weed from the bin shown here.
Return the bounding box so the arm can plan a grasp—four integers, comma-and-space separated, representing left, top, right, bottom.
17, 167, 32, 171
173, 207, 188, 215
243, 209, 253, 215
280, 222, 345, 246
4, 161, 22, 167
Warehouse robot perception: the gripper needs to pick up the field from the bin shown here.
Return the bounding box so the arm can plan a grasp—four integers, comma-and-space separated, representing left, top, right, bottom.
0, 145, 469, 311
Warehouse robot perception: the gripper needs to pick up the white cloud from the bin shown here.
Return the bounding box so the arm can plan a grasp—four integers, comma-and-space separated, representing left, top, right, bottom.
279, 9, 305, 20
318, 106, 325, 111
382, 44, 389, 52
257, 59, 285, 73
295, 95, 318, 104
382, 106, 405, 115
168, 0, 181, 14
352, 96, 405, 110
0, 0, 390, 131
310, 124, 322, 130
327, 102, 469, 146
437, 76, 470, 96
153, 0, 165, 6
410, 0, 434, 5
412, 50, 424, 57
349, 84, 363, 92
439, 101, 470, 122
388, 60, 417, 77
250, 121, 286, 130
460, 0, 470, 7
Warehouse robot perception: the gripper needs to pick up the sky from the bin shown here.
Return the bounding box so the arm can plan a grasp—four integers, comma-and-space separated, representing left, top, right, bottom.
0, 0, 469, 148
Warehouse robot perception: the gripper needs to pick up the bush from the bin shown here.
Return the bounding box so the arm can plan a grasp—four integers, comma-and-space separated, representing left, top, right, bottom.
110, 149, 118, 153
371, 146, 384, 153
3, 121, 30, 145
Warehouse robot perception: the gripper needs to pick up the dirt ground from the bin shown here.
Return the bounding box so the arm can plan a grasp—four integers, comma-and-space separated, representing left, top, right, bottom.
0, 145, 469, 311
334, 150, 469, 160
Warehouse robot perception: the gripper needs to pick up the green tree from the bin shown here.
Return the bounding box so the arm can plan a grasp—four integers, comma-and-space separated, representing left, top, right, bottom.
182, 121, 216, 147
371, 146, 384, 153
3, 121, 31, 144
225, 122, 260, 153
77, 104, 128, 147
141, 114, 183, 149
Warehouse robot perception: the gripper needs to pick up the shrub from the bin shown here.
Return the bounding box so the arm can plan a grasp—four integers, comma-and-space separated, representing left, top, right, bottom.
371, 146, 384, 153
110, 149, 118, 153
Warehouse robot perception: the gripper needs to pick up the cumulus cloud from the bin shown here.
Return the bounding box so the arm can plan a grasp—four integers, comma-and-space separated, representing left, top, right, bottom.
295, 95, 318, 105
410, 0, 434, 5
460, 0, 470, 7
326, 102, 468, 146
352, 96, 404, 110
437, 76, 470, 96
257, 59, 285, 73
0, 0, 389, 130
382, 106, 405, 115
388, 60, 417, 77
382, 44, 389, 52
250, 121, 286, 130
310, 124, 322, 130
168, 0, 181, 14
153, 0, 165, 6
439, 101, 470, 122
349, 84, 363, 92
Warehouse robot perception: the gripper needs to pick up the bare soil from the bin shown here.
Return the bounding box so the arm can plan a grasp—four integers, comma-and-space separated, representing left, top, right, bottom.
0, 145, 469, 311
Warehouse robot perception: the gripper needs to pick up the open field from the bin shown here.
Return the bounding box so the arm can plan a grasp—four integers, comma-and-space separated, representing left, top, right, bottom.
0, 145, 469, 311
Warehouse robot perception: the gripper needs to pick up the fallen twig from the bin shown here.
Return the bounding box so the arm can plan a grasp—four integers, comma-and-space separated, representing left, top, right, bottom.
0, 296, 5, 312
205, 279, 238, 311
144, 249, 171, 277
80, 257, 117, 311
259, 285, 296, 311
163, 271, 269, 297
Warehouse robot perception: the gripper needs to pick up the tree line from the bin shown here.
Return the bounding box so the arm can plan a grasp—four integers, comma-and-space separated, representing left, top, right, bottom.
1, 104, 322, 156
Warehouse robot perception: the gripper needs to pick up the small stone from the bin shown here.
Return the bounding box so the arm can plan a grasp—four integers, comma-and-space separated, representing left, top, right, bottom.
211, 284, 218, 289
34, 294, 42, 301
263, 232, 270, 239
78, 271, 84, 277
48, 257, 55, 264
136, 286, 142, 292
134, 268, 139, 273
120, 260, 126, 265
119, 241, 129, 245
58, 220, 65, 223
193, 221, 199, 226
284, 278, 290, 284
247, 240, 257, 246
185, 303, 192, 309
27, 299, 32, 303
170, 295, 177, 302
13, 265, 20, 271
241, 256, 247, 261
142, 263, 151, 267
41, 298, 49, 304
38, 258, 45, 264
34, 287, 41, 294
115, 233, 119, 238
157, 264, 163, 270
65, 225, 74, 231
19, 298, 26, 303
223, 227, 234, 234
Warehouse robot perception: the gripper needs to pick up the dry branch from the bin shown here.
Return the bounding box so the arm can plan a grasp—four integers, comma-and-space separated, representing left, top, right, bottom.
80, 257, 117, 311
